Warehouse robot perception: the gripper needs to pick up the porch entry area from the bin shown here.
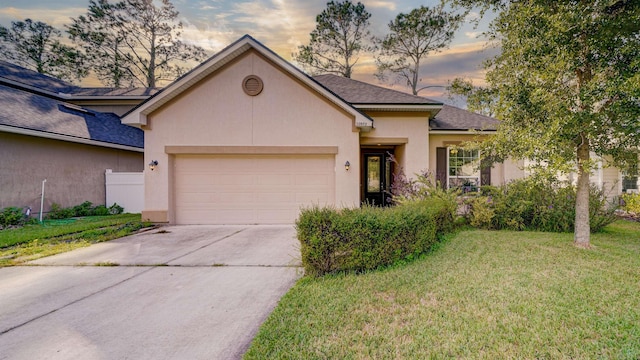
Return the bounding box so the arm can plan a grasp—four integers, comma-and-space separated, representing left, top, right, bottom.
361, 148, 395, 206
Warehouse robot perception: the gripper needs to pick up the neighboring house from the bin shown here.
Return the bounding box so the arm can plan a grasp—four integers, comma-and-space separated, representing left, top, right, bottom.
0, 61, 151, 215
121, 35, 528, 225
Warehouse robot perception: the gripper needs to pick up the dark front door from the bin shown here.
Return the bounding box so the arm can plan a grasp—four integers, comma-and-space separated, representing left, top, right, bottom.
363, 152, 393, 206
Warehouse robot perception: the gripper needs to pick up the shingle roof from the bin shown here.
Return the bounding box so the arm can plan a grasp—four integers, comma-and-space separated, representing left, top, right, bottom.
0, 60, 77, 94
71, 87, 159, 97
0, 84, 143, 148
312, 74, 441, 105
0, 60, 157, 98
430, 104, 499, 131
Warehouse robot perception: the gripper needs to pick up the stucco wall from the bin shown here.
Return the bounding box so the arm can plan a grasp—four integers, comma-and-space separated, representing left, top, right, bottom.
0, 132, 143, 216
143, 50, 361, 222
361, 112, 430, 180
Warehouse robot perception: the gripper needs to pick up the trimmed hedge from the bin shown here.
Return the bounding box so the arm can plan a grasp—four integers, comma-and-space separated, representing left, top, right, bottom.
296, 199, 453, 277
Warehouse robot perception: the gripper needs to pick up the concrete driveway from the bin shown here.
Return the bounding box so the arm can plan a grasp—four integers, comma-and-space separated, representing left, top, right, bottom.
0, 225, 302, 360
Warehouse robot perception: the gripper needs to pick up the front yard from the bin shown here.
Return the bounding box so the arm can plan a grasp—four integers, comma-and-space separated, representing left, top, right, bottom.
245, 220, 640, 359
0, 214, 152, 266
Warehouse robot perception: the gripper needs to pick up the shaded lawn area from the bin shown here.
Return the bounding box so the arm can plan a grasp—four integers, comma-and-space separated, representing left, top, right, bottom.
245, 221, 640, 359
0, 214, 152, 266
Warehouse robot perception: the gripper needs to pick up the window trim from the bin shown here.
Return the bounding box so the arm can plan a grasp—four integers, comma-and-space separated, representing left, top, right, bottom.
447, 147, 481, 191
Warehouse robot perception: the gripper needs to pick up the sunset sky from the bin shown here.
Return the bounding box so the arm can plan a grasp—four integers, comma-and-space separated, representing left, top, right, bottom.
0, 0, 498, 104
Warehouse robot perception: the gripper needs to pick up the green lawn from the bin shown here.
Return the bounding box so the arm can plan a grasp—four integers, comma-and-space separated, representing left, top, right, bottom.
245, 221, 640, 359
0, 214, 152, 266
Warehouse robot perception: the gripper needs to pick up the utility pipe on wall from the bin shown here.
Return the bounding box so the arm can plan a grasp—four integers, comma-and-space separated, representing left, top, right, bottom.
39, 179, 47, 222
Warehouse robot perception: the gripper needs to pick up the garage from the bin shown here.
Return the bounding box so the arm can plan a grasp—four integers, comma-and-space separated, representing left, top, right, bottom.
174, 154, 336, 224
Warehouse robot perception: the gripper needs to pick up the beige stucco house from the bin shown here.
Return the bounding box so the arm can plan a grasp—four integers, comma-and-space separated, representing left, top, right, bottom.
120, 35, 529, 225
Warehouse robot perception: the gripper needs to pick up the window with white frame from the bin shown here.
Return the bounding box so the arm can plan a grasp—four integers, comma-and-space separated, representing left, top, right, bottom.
448, 148, 480, 192
622, 154, 639, 193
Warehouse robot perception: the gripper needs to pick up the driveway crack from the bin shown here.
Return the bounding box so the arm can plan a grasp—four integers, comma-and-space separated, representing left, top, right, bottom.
164, 228, 248, 265
0, 266, 156, 336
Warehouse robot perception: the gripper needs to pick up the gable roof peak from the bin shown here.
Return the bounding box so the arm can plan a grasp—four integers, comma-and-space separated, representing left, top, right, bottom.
121, 34, 373, 129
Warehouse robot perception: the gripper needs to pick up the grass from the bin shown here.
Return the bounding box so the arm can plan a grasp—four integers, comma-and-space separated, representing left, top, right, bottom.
245, 220, 640, 359
0, 214, 152, 266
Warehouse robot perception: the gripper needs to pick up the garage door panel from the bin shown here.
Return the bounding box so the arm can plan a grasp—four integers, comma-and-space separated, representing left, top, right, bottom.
174, 155, 335, 224
256, 192, 295, 203
258, 174, 293, 186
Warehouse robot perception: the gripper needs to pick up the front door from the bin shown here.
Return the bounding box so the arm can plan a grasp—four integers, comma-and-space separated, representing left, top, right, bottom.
363, 152, 393, 206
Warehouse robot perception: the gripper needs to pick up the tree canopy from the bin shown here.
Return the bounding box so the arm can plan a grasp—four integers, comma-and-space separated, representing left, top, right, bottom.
376, 5, 464, 95
447, 78, 496, 117
68, 0, 207, 88
294, 0, 373, 78
450, 0, 640, 246
0, 19, 87, 82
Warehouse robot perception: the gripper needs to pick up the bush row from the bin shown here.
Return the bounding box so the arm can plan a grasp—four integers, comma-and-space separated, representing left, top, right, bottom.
296, 199, 453, 277
48, 201, 124, 220
465, 177, 617, 233
0, 207, 37, 228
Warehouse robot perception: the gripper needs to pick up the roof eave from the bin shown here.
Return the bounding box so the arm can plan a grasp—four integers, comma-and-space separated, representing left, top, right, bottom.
354, 104, 443, 112
429, 129, 497, 134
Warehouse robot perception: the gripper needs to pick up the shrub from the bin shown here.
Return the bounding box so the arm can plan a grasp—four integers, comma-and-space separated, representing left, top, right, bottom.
391, 169, 460, 231
72, 201, 94, 217
48, 203, 75, 220
108, 203, 124, 215
47, 202, 125, 219
297, 199, 452, 276
0, 207, 26, 228
465, 177, 617, 233
621, 192, 640, 215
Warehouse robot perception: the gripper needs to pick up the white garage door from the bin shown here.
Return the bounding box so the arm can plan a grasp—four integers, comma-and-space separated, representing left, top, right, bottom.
174, 154, 335, 224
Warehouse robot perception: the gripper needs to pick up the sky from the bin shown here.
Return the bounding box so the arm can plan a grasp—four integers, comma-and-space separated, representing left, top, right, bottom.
0, 0, 498, 104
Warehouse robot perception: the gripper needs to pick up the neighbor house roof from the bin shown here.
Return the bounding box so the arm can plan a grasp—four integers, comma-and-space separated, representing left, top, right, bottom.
0, 83, 143, 151
0, 60, 157, 100
430, 105, 499, 131
121, 35, 374, 130
313, 74, 442, 112
0, 60, 76, 94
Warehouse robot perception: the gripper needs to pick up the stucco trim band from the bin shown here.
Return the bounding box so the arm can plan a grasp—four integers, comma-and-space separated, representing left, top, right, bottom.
360, 137, 409, 145
165, 146, 339, 155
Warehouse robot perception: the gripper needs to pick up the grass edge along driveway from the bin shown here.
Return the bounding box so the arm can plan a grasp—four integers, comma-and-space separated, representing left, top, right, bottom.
0, 214, 152, 266
245, 220, 640, 359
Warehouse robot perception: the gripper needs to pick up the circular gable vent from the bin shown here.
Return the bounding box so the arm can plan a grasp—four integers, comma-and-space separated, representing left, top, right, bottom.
242, 75, 264, 96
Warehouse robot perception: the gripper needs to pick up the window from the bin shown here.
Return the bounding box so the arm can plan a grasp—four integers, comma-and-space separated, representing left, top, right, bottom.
623, 154, 639, 192
448, 148, 480, 192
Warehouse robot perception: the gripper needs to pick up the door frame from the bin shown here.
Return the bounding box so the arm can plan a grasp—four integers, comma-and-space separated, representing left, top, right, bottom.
360, 147, 395, 206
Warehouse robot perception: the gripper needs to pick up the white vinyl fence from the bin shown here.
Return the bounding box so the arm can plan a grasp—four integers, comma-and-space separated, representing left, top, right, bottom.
105, 170, 144, 213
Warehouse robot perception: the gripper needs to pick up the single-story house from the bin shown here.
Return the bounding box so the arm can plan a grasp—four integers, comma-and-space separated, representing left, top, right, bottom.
0, 61, 151, 215
121, 35, 535, 225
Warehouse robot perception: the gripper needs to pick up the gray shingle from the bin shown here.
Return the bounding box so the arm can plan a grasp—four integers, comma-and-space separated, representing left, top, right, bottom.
0, 60, 77, 94
0, 84, 143, 148
312, 74, 441, 105
0, 61, 157, 98
430, 105, 499, 131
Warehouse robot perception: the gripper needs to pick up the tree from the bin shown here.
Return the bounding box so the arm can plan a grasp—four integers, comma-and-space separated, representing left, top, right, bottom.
0, 19, 86, 82
294, 0, 373, 78
450, 0, 640, 247
68, 0, 208, 88
447, 78, 496, 117
67, 0, 132, 88
376, 5, 464, 95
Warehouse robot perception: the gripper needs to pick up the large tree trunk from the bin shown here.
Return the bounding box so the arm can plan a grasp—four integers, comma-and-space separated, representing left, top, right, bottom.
574, 135, 591, 248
